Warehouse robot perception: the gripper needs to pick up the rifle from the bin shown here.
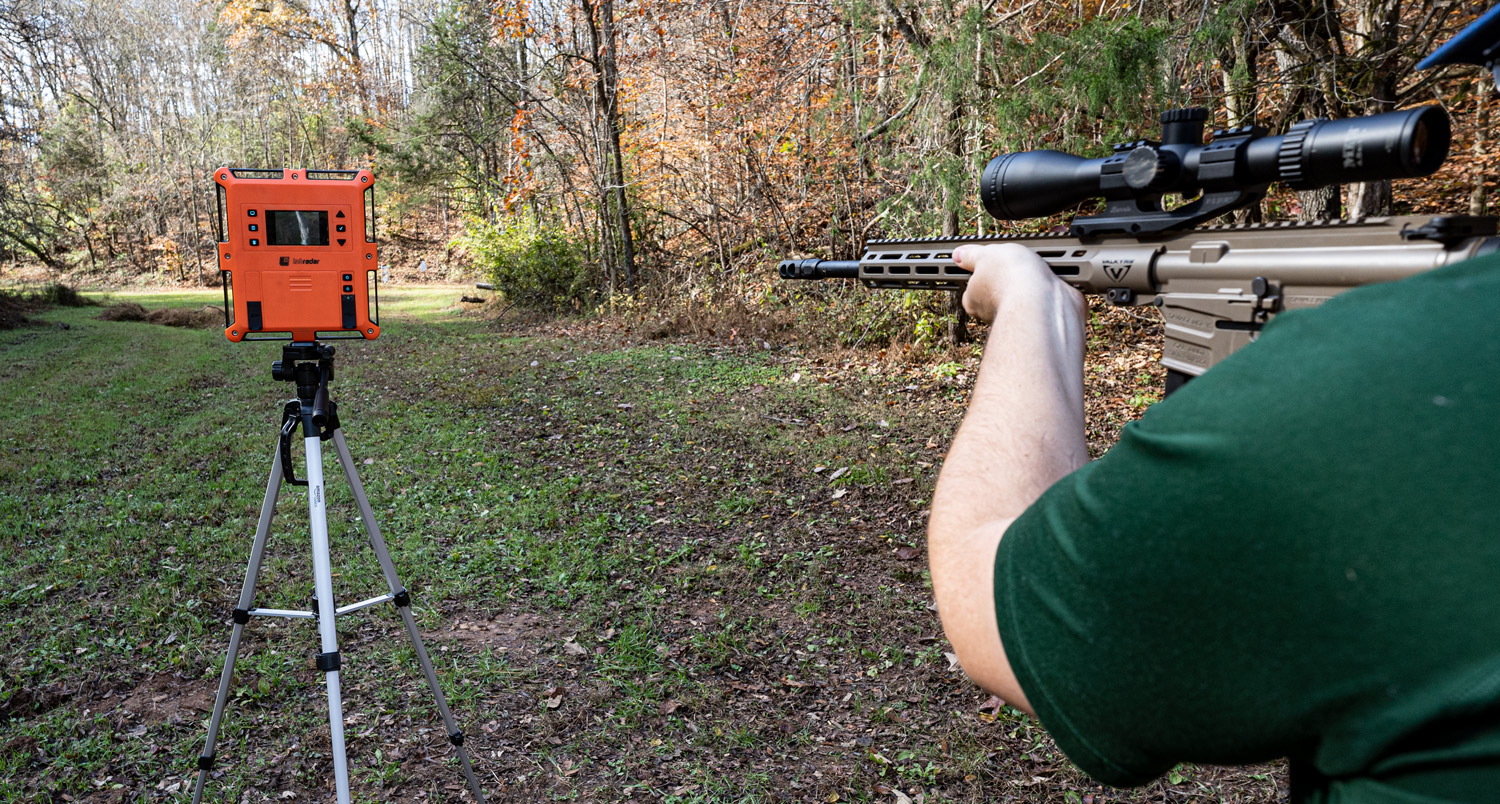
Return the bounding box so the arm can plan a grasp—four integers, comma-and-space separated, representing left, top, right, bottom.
779, 106, 1500, 392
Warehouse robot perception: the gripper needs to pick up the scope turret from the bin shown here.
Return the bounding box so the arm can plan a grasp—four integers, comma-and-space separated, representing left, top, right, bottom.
980, 105, 1450, 236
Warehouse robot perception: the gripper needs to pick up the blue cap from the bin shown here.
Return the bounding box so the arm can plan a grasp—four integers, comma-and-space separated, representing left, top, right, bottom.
1419, 6, 1500, 69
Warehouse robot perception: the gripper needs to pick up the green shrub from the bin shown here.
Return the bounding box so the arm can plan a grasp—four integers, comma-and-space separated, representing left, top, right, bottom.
453, 217, 595, 311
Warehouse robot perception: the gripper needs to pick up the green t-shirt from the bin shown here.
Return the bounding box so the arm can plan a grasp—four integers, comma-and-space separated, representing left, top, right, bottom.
995, 253, 1500, 803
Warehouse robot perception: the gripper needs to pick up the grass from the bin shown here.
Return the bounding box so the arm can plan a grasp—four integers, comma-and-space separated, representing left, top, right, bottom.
0, 288, 1279, 803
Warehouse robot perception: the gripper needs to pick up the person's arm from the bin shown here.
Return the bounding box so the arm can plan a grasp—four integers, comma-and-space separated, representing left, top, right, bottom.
928, 243, 1089, 713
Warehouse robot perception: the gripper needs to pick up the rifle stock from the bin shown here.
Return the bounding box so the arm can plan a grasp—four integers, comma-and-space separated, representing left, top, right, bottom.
780, 215, 1500, 381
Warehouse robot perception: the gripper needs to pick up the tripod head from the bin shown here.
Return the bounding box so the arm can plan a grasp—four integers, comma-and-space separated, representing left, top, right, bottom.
274, 341, 336, 426
273, 341, 340, 486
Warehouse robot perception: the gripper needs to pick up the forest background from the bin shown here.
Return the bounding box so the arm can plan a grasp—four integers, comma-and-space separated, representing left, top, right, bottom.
2, 0, 1496, 345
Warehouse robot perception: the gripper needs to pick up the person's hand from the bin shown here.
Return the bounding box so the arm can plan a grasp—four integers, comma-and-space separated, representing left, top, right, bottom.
954, 243, 1084, 324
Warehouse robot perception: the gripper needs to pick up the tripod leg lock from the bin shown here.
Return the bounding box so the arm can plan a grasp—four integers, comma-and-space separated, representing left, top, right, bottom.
393, 589, 411, 608
448, 730, 464, 747
232, 608, 251, 625
316, 651, 342, 672
197, 754, 215, 771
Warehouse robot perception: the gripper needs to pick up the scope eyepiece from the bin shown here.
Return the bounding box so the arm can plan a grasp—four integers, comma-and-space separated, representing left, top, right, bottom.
980, 105, 1451, 231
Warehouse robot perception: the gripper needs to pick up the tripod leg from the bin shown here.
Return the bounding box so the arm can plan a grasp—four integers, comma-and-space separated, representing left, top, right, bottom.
304, 432, 353, 804
332, 430, 490, 804
192, 446, 284, 804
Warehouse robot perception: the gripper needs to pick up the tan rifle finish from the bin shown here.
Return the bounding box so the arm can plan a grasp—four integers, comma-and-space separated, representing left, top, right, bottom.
848, 216, 1498, 378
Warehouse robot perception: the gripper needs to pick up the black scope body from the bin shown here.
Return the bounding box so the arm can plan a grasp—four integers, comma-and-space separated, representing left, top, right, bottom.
980, 105, 1449, 223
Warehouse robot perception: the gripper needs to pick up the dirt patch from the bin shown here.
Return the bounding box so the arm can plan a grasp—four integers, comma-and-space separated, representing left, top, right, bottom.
429, 611, 547, 656
80, 789, 129, 804
0, 670, 71, 723
98, 302, 223, 329
111, 673, 214, 725
2, 734, 38, 760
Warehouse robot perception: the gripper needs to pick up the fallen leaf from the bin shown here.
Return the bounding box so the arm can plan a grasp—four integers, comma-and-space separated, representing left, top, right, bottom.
978, 695, 1005, 714
562, 638, 587, 656
828, 466, 849, 481
544, 695, 563, 709
659, 699, 682, 715
894, 545, 921, 560
830, 488, 848, 500
945, 652, 962, 672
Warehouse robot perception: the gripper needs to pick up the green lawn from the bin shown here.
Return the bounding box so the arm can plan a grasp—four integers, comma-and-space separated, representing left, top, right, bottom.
0, 289, 1279, 803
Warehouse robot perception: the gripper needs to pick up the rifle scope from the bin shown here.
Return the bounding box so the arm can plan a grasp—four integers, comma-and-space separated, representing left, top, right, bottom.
980, 105, 1449, 235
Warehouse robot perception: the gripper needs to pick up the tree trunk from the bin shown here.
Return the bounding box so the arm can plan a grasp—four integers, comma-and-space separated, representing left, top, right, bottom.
341, 0, 367, 115
1472, 95, 1490, 216
1275, 41, 1342, 221
187, 178, 206, 283
1345, 0, 1400, 218
1346, 180, 1391, 218
1299, 185, 1341, 221
1223, 30, 1263, 224
581, 0, 635, 292
941, 97, 968, 346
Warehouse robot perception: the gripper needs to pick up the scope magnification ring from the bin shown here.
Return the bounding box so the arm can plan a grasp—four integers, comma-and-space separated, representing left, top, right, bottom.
1277, 119, 1317, 188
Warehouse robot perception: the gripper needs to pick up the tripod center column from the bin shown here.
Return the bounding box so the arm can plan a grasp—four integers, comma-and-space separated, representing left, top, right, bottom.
302, 415, 353, 804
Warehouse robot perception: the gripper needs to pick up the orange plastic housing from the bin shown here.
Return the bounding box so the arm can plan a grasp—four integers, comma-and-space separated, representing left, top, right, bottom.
214, 167, 381, 342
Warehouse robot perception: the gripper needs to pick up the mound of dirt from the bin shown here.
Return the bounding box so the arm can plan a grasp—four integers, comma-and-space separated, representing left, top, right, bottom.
145, 307, 222, 328
98, 302, 149, 322
0, 283, 93, 330
0, 294, 32, 330
99, 303, 223, 329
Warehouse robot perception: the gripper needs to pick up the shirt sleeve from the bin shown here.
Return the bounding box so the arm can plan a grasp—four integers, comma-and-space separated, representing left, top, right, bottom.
992, 305, 1379, 786
994, 256, 1500, 798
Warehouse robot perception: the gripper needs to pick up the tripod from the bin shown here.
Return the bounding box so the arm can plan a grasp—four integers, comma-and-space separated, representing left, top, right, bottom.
192, 342, 488, 804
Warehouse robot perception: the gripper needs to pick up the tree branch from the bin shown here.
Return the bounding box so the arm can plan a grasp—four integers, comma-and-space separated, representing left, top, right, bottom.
855, 61, 926, 144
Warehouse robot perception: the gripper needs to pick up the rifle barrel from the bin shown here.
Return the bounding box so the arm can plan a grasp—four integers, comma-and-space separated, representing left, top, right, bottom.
779, 259, 860, 280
